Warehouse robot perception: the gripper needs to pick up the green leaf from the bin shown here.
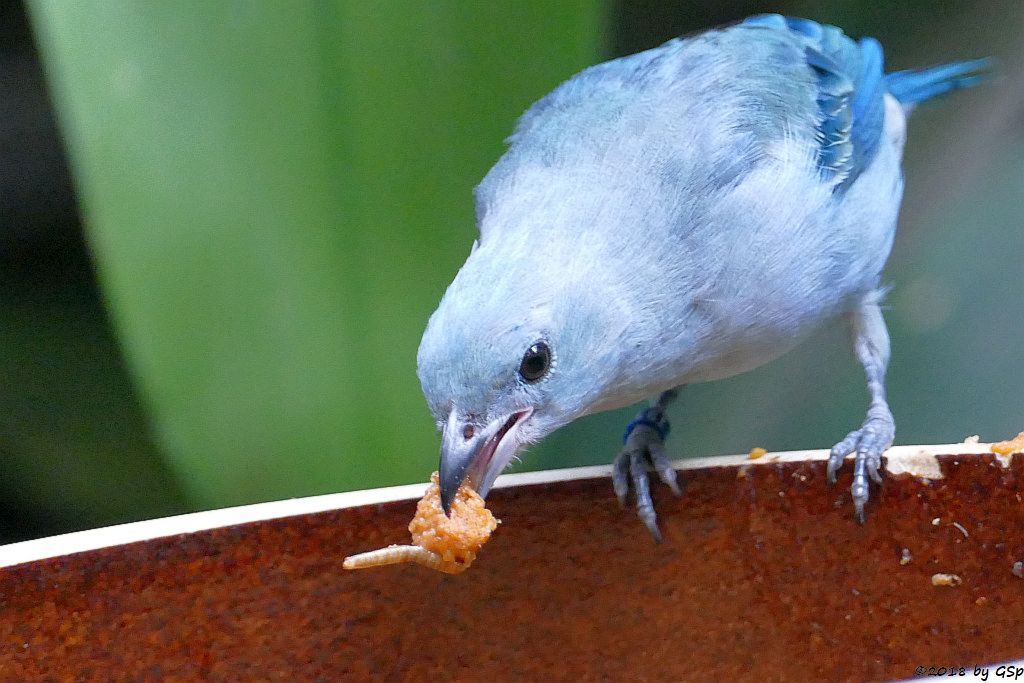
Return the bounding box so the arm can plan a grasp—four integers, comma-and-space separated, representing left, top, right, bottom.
27, 1, 603, 506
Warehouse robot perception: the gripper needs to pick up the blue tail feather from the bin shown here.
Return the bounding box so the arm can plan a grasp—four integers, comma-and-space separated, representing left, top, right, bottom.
885, 58, 992, 106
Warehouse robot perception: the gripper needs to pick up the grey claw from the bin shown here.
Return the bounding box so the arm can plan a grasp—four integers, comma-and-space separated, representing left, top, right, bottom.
629, 450, 660, 538
648, 443, 682, 496
852, 455, 870, 521
826, 456, 841, 485
830, 409, 895, 522
643, 517, 663, 544
611, 451, 630, 507
868, 457, 883, 484
827, 430, 857, 484
632, 451, 663, 541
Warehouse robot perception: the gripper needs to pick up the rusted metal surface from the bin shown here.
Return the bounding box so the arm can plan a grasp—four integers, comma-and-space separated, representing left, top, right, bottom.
0, 454, 1021, 681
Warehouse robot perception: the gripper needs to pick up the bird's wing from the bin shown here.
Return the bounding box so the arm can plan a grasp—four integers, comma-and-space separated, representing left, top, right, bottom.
742, 14, 886, 189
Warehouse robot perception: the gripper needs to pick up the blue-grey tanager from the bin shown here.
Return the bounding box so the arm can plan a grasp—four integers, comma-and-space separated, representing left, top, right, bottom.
416, 15, 989, 539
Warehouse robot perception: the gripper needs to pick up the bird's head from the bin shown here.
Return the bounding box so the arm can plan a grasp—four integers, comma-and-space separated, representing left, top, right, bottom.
417, 236, 632, 513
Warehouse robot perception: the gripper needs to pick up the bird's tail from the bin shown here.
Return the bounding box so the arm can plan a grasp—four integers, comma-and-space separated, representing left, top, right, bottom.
885, 58, 992, 109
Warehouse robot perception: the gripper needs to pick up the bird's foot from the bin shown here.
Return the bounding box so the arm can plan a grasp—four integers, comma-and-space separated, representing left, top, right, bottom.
827, 405, 895, 523
611, 405, 682, 542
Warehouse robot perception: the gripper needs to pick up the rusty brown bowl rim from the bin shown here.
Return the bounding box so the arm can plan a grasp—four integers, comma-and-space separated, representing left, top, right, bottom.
0, 440, 1005, 570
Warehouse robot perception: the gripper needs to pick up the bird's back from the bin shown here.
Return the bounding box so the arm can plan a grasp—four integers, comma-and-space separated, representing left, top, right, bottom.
475, 22, 825, 243
466, 16, 984, 396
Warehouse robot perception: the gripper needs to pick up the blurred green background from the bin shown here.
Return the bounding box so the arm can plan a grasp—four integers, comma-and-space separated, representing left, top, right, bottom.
1, 1, 1021, 542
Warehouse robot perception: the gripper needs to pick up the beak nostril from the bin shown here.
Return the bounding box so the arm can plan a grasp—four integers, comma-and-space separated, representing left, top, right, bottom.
462, 425, 475, 440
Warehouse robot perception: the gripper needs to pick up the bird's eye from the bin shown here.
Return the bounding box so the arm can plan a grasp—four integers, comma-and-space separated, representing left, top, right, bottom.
518, 341, 551, 383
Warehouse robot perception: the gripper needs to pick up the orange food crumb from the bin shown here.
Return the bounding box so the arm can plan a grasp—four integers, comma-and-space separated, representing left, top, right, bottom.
408, 472, 498, 573
990, 431, 1024, 456
931, 573, 962, 587
748, 447, 768, 460
344, 472, 498, 575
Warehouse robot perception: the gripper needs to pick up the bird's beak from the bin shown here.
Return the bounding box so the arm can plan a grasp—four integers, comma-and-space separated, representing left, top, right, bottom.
438, 407, 533, 514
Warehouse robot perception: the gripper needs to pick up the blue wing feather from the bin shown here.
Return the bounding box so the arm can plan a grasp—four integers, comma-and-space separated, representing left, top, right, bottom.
851, 37, 886, 170
744, 14, 885, 189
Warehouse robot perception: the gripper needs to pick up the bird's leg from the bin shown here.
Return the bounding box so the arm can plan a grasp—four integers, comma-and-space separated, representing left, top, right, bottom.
827, 295, 895, 523
611, 387, 683, 542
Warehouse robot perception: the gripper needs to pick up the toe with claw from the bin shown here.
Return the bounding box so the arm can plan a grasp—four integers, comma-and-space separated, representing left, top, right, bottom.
827, 404, 894, 523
